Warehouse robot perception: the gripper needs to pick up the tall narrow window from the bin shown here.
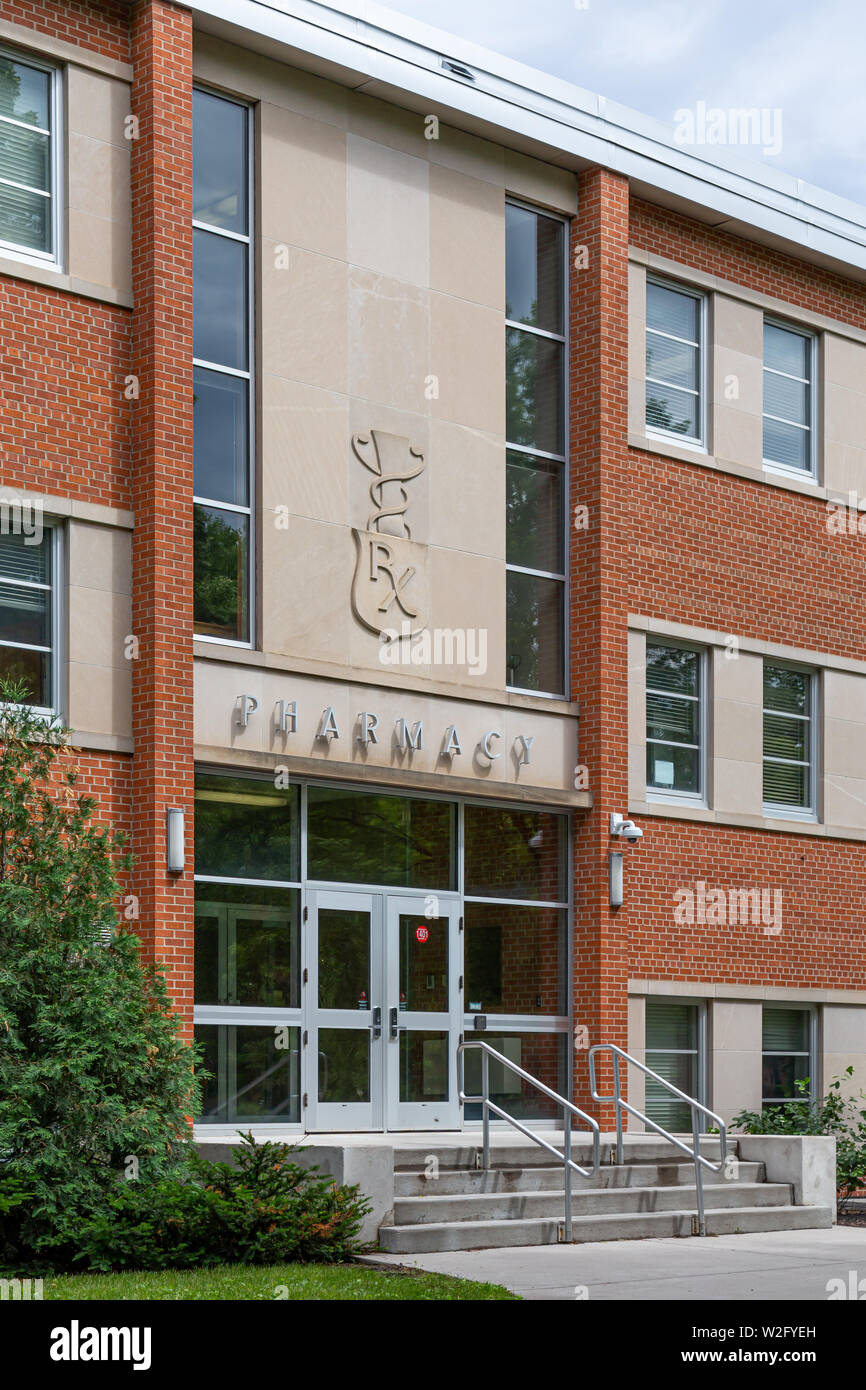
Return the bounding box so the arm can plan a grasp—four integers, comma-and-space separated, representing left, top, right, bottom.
0, 527, 59, 713
0, 50, 58, 263
645, 999, 703, 1133
193, 89, 253, 644
763, 663, 814, 815
645, 278, 704, 445
763, 319, 814, 475
646, 642, 703, 798
505, 201, 566, 696
762, 1006, 814, 1109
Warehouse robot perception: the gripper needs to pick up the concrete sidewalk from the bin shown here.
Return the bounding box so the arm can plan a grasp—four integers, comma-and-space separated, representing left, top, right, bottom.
363, 1226, 866, 1300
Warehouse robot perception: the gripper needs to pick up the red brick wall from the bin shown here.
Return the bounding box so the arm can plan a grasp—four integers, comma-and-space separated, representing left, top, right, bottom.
0, 0, 130, 64
569, 184, 866, 1120
129, 0, 194, 1029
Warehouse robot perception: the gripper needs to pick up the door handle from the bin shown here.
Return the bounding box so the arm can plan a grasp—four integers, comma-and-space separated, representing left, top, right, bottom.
389, 1006, 399, 1039
371, 1006, 382, 1040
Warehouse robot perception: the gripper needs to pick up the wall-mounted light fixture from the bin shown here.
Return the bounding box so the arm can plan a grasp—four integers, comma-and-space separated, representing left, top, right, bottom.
166, 808, 185, 874
609, 851, 624, 908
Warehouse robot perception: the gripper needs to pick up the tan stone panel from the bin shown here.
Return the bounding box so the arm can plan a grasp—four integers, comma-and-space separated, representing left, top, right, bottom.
430, 291, 504, 434
712, 403, 762, 470
68, 131, 130, 223
711, 999, 762, 1052
825, 441, 866, 497
67, 661, 131, 739
822, 1004, 866, 1054
429, 547, 506, 688
427, 124, 505, 188
627, 629, 646, 738
713, 648, 763, 707
260, 514, 352, 664
713, 345, 762, 418
67, 67, 129, 148
628, 742, 645, 806
503, 149, 577, 214
824, 668, 866, 725
714, 700, 763, 765
713, 293, 764, 356
628, 262, 646, 380
428, 421, 504, 559
822, 1052, 866, 1101
711, 1047, 762, 1122
713, 758, 763, 817
503, 704, 575, 795
259, 102, 347, 260
347, 89, 432, 162
823, 773, 866, 829
824, 332, 866, 392
262, 243, 348, 393
827, 382, 866, 448
68, 210, 131, 297
194, 34, 348, 129
261, 374, 349, 523
826, 716, 866, 780
347, 405, 431, 544
347, 134, 429, 286
429, 163, 504, 310
194, 660, 268, 754
347, 267, 429, 415
68, 585, 131, 670
67, 521, 131, 594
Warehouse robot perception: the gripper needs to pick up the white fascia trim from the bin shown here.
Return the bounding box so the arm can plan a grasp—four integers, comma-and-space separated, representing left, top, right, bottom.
188, 0, 866, 277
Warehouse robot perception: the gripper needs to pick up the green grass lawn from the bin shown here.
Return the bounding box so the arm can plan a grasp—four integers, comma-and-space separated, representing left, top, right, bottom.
41, 1262, 518, 1301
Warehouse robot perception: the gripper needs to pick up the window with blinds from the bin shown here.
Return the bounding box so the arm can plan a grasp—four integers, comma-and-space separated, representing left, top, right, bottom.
645, 277, 705, 445
646, 642, 704, 797
763, 319, 815, 475
0, 528, 56, 710
763, 663, 815, 814
762, 1006, 814, 1107
645, 999, 702, 1133
0, 51, 57, 261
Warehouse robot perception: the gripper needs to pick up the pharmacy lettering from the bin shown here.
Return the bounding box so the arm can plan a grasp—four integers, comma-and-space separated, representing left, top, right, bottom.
351, 430, 429, 637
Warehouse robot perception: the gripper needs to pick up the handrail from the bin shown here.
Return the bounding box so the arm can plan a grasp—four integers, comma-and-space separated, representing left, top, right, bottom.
588, 1043, 728, 1237
458, 1040, 600, 1242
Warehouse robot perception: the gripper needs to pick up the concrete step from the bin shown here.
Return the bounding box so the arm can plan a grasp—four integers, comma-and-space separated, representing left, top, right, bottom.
394, 1160, 765, 1196
377, 1203, 835, 1253
392, 1181, 790, 1226
393, 1138, 730, 1171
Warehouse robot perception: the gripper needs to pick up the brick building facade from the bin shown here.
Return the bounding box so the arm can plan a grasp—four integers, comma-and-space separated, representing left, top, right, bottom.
4, 0, 866, 1135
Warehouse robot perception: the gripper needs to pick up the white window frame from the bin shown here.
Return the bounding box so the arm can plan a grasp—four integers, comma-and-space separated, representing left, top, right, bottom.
761, 1004, 817, 1108
0, 45, 63, 271
645, 274, 707, 451
645, 639, 708, 807
0, 520, 63, 719
762, 660, 818, 821
505, 196, 569, 700
762, 316, 818, 482
192, 86, 255, 650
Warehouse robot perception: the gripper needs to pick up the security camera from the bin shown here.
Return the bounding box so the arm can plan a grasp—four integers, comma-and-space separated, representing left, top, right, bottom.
610, 812, 643, 845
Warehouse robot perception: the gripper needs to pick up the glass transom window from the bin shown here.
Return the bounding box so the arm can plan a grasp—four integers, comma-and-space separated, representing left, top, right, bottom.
763, 320, 814, 475
645, 278, 704, 444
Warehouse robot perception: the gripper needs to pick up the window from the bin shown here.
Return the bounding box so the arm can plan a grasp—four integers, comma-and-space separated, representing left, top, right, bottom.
0, 526, 60, 713
646, 642, 704, 798
645, 999, 704, 1132
505, 201, 567, 696
193, 89, 253, 644
645, 278, 704, 445
763, 663, 815, 815
0, 50, 59, 264
763, 319, 815, 475
762, 1006, 815, 1109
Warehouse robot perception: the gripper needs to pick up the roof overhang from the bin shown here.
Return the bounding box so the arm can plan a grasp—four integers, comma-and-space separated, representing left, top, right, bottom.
188, 0, 866, 283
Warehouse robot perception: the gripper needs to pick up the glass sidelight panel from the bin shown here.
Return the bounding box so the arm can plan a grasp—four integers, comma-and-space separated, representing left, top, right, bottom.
464, 804, 566, 901
463, 1033, 567, 1121
195, 1024, 300, 1122
464, 902, 567, 1015
318, 908, 371, 1011
399, 1031, 449, 1103
194, 885, 300, 1008
318, 1029, 370, 1104
194, 775, 300, 881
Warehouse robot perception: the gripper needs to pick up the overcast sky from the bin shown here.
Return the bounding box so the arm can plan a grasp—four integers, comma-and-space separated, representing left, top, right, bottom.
380, 0, 865, 206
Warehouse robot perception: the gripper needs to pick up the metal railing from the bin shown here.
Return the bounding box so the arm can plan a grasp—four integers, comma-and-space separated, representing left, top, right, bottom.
588, 1043, 728, 1236
457, 1039, 600, 1241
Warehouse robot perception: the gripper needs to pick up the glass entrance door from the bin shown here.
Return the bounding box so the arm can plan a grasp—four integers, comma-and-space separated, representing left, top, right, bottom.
385, 896, 462, 1130
307, 890, 461, 1131
307, 891, 384, 1130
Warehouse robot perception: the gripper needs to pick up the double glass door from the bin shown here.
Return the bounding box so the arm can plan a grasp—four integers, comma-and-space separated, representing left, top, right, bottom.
307, 890, 461, 1130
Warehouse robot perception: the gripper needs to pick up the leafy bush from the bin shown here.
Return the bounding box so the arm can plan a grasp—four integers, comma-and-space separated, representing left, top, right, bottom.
69, 1134, 371, 1272
732, 1068, 866, 1213
0, 683, 200, 1272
